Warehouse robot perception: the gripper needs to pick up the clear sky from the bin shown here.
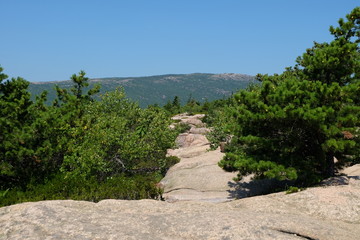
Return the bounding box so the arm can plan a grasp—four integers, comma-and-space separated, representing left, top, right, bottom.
1, 0, 359, 82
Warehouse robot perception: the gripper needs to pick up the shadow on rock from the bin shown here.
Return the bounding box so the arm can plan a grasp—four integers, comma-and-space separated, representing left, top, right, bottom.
227, 178, 293, 199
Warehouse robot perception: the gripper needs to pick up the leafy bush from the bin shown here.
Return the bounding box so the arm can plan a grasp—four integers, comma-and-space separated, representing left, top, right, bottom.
174, 122, 191, 134
0, 70, 178, 206
61, 89, 177, 180
285, 186, 304, 194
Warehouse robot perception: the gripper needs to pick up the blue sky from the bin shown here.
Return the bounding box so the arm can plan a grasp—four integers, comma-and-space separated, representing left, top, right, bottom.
1, 0, 358, 82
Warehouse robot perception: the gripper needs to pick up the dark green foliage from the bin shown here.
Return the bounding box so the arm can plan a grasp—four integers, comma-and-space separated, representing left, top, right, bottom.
174, 122, 192, 134
164, 95, 218, 116
0, 173, 162, 207
172, 96, 181, 111
160, 156, 180, 175
285, 186, 303, 194
0, 66, 47, 188
296, 7, 360, 86
164, 96, 182, 114
0, 69, 98, 190
215, 8, 360, 186
204, 97, 238, 150
183, 94, 202, 115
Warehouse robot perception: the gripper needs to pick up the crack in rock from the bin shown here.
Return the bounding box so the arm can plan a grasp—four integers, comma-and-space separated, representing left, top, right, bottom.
164, 187, 230, 194
274, 229, 318, 240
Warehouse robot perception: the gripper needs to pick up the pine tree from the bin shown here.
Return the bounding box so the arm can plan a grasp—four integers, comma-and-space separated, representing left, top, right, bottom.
172, 96, 181, 113
218, 7, 360, 185
0, 67, 39, 188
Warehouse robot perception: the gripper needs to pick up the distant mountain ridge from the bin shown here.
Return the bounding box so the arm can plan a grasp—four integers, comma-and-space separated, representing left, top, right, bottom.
29, 73, 256, 107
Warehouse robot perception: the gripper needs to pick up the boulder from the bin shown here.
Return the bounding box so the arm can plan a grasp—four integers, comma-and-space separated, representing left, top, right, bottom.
166, 145, 210, 158
182, 118, 204, 127
171, 114, 206, 127
175, 133, 209, 148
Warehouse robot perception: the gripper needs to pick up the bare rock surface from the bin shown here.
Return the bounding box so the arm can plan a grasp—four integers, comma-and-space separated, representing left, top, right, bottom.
166, 145, 210, 158
161, 149, 238, 202
188, 126, 210, 134
175, 132, 209, 148
1, 179, 360, 240
171, 113, 206, 127
161, 113, 284, 202
341, 163, 360, 179
161, 113, 241, 202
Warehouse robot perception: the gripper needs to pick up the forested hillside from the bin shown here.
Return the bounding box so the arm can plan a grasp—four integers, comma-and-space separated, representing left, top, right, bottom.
29, 73, 255, 107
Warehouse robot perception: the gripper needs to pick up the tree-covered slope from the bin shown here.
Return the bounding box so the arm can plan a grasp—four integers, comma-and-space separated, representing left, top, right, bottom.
29, 73, 255, 107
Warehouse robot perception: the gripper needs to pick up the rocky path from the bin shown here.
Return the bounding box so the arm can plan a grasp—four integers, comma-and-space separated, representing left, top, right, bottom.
1, 113, 360, 239
160, 113, 273, 203
160, 113, 235, 202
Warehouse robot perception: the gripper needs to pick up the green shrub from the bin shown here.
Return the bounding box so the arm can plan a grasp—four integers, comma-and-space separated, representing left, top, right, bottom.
0, 173, 162, 207
174, 122, 191, 134
285, 186, 306, 194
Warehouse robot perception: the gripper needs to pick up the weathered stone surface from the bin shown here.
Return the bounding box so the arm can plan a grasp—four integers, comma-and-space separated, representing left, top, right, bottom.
341, 164, 360, 179
172, 113, 205, 121
167, 145, 210, 158
318, 175, 350, 186
162, 113, 282, 203
188, 126, 210, 134
171, 113, 205, 127
1, 181, 360, 240
318, 164, 360, 186
233, 177, 360, 223
161, 148, 240, 202
163, 113, 240, 202
175, 133, 209, 148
